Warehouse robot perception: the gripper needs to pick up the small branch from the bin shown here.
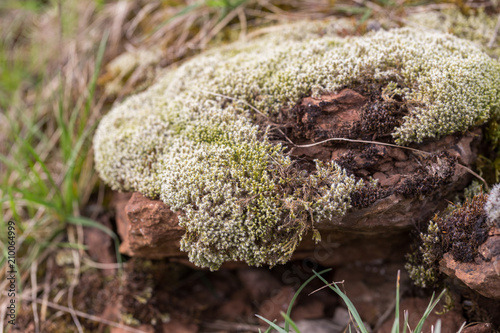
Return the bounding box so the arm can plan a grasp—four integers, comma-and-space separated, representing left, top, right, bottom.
31, 261, 40, 333
295, 137, 489, 191
20, 296, 147, 333
294, 137, 426, 155
201, 320, 262, 332
308, 280, 344, 296
199, 90, 489, 190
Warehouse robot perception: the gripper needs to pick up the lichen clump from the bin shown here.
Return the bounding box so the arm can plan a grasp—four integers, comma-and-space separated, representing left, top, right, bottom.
94, 24, 500, 270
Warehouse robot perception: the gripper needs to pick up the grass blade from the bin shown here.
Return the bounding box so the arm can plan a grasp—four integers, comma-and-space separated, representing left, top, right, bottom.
66, 216, 123, 271
391, 270, 401, 333
283, 268, 331, 332
413, 290, 446, 333
255, 315, 287, 333
80, 30, 108, 136
313, 270, 369, 333
281, 311, 300, 333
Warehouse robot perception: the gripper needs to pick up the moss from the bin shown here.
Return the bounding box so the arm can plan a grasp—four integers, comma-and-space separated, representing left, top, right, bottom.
94, 22, 500, 270
406, 218, 442, 288
406, 193, 490, 287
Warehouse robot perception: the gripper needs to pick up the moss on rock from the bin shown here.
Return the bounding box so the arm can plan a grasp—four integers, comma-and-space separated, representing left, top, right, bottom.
406, 193, 490, 288
94, 23, 500, 270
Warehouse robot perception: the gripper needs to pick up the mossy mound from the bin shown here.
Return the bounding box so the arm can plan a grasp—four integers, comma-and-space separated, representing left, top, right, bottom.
94, 23, 500, 270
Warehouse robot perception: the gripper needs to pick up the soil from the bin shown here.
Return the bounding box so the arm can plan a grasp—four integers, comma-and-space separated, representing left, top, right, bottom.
12, 243, 500, 333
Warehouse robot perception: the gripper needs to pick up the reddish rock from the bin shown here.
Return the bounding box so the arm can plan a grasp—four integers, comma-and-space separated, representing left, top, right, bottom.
257, 286, 295, 322
237, 268, 282, 301
162, 319, 198, 333
84, 212, 117, 276
113, 192, 133, 255
115, 192, 184, 258
291, 299, 325, 320
334, 263, 408, 326
462, 323, 493, 333
439, 229, 500, 300
217, 289, 252, 320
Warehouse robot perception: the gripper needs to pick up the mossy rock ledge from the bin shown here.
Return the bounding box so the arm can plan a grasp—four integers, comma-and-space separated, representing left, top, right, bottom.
94, 23, 500, 270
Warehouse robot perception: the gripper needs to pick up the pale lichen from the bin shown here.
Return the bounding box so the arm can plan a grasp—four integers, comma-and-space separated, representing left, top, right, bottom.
94, 23, 500, 269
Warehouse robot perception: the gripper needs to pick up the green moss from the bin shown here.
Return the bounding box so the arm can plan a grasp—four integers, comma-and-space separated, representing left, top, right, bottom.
94, 23, 500, 270
406, 218, 442, 288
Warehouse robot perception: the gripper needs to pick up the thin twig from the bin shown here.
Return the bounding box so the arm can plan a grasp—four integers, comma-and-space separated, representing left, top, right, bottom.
41, 258, 54, 322
67, 226, 84, 333
294, 138, 489, 190
31, 261, 40, 333
20, 296, 147, 333
199, 90, 489, 190
294, 137, 425, 154
308, 280, 345, 296
82, 257, 125, 270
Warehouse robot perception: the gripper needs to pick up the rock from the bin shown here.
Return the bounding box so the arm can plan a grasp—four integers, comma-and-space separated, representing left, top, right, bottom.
462, 323, 493, 333
95, 24, 498, 270
161, 319, 198, 333
216, 290, 252, 321
291, 299, 325, 320
83, 212, 117, 276
257, 286, 295, 322
328, 308, 371, 333
294, 319, 345, 333
439, 229, 500, 300
113, 127, 481, 266
333, 262, 407, 326
115, 192, 184, 258
376, 297, 465, 333
332, 307, 351, 326
113, 192, 132, 255
237, 268, 282, 301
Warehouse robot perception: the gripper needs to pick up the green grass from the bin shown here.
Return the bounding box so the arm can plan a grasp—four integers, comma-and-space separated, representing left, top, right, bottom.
0, 34, 121, 267
0, 6, 122, 328
256, 270, 465, 333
